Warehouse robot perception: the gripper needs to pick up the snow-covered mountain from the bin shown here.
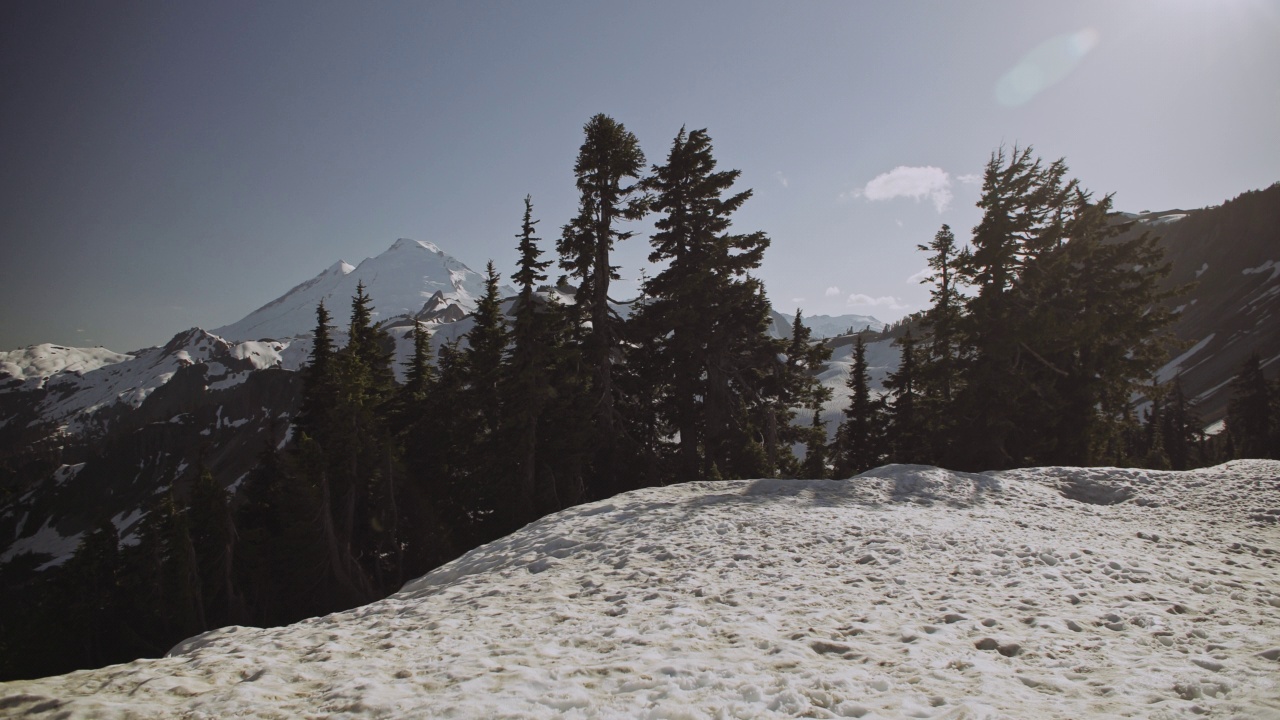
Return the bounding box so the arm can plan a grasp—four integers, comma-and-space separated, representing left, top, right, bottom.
768, 310, 885, 340
213, 238, 513, 342
5, 460, 1278, 718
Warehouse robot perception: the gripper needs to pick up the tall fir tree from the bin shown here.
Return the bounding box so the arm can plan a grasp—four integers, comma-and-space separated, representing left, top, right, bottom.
834, 335, 885, 476
636, 127, 781, 482
1226, 352, 1274, 459
1010, 189, 1177, 465
1159, 373, 1200, 470
915, 224, 965, 455
775, 310, 832, 477
883, 330, 928, 464
296, 300, 336, 439
500, 197, 559, 520
799, 409, 830, 479
952, 146, 1073, 470
557, 114, 648, 496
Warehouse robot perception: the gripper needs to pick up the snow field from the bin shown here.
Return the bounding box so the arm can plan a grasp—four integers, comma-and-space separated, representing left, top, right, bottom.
2, 461, 1278, 719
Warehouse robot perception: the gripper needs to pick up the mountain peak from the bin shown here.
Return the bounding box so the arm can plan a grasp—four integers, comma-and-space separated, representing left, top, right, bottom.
387, 238, 444, 255
212, 239, 503, 342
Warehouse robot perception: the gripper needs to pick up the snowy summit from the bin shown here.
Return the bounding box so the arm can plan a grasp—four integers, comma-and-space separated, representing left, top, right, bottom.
212, 239, 510, 343
4, 461, 1279, 718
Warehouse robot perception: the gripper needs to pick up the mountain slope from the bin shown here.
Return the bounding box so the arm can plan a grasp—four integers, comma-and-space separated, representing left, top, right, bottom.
1128, 185, 1280, 423
4, 461, 1278, 718
212, 238, 512, 342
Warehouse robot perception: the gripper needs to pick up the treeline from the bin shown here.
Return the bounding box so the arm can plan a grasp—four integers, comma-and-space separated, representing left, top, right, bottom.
820, 146, 1279, 476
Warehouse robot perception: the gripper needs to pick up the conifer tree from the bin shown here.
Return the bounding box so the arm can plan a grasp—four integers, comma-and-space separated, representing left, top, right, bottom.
916, 224, 965, 453
884, 330, 928, 464
1159, 373, 1200, 470
187, 464, 242, 626
1226, 352, 1273, 459
502, 197, 557, 518
404, 322, 436, 402
557, 114, 647, 496
834, 335, 885, 476
296, 300, 336, 439
1011, 189, 1177, 465
773, 310, 832, 477
61, 518, 122, 667
952, 146, 1073, 469
466, 262, 509, 440
636, 127, 780, 482
799, 410, 829, 479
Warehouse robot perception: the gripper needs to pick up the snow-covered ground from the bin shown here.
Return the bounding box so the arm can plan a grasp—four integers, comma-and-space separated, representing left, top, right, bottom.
4, 461, 1279, 719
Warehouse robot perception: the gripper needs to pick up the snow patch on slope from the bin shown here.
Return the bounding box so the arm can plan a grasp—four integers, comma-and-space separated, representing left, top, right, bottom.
0, 345, 130, 392
11, 461, 1276, 717
1242, 260, 1280, 283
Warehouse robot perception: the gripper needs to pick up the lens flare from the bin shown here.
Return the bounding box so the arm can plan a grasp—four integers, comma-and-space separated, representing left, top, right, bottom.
995, 28, 1100, 107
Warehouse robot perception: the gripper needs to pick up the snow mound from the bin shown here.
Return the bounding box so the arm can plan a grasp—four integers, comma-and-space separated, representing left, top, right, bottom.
4, 461, 1280, 718
0, 344, 130, 392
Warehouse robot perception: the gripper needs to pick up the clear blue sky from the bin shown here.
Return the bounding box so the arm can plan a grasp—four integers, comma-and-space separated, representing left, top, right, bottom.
2, 0, 1277, 351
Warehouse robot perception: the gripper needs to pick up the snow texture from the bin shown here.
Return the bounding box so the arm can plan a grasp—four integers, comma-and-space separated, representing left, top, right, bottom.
4, 461, 1278, 719
0, 344, 130, 392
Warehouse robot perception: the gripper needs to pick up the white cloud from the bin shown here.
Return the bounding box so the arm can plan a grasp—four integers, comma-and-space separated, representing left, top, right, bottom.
791, 297, 806, 304
858, 166, 953, 212
957, 173, 982, 185
847, 293, 908, 310
775, 171, 789, 189
824, 286, 841, 297
906, 266, 932, 284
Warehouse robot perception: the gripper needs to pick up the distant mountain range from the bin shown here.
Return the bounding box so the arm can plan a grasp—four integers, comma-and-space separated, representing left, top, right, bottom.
2, 182, 1276, 575
0, 238, 882, 573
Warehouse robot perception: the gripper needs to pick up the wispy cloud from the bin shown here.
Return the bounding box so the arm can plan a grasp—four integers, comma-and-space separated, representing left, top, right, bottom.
775, 171, 789, 189
824, 286, 841, 297
791, 297, 806, 304
854, 166, 953, 212
906, 266, 932, 284
847, 293, 908, 310
957, 173, 981, 185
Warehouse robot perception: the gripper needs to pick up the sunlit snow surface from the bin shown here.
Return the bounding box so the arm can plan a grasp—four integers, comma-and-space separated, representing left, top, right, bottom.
4, 462, 1280, 719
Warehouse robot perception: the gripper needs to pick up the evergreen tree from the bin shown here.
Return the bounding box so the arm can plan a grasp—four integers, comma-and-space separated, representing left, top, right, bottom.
61, 518, 122, 667
501, 197, 558, 518
187, 464, 241, 626
884, 330, 928, 464
465, 262, 509, 440
1012, 189, 1177, 465
952, 146, 1073, 469
915, 224, 965, 459
834, 335, 885, 476
799, 409, 829, 479
1226, 352, 1273, 458
557, 114, 648, 496
635, 127, 781, 482
295, 300, 336, 439
1159, 373, 1200, 470
403, 322, 436, 404
770, 310, 832, 477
